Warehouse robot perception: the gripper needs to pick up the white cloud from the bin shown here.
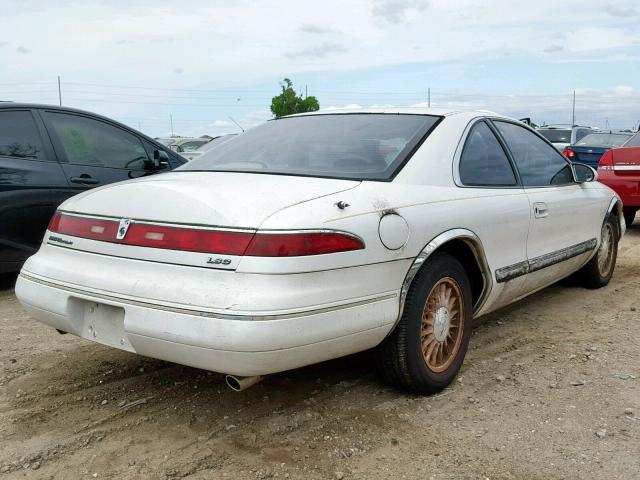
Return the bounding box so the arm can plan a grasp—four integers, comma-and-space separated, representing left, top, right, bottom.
565, 27, 637, 52
323, 103, 363, 110
285, 43, 348, 60
372, 0, 429, 24
2, 0, 638, 88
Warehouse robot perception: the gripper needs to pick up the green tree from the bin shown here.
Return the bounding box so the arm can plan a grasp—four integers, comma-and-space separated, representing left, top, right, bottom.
270, 78, 320, 118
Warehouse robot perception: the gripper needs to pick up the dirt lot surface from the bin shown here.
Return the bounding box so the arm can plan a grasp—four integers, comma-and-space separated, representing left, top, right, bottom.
1, 227, 639, 480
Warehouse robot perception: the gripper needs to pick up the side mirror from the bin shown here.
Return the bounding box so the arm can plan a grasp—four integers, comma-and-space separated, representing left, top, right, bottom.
573, 162, 597, 183
152, 149, 170, 170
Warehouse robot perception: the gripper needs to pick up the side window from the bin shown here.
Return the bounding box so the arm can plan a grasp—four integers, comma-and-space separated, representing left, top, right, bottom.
0, 110, 45, 160
459, 121, 517, 186
45, 112, 149, 170
494, 121, 574, 187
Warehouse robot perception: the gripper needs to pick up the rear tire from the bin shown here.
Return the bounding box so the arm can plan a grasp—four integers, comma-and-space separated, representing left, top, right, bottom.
375, 252, 473, 395
576, 215, 618, 289
624, 208, 636, 228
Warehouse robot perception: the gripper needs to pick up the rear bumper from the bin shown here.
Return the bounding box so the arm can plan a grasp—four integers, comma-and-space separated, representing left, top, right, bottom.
16, 251, 404, 375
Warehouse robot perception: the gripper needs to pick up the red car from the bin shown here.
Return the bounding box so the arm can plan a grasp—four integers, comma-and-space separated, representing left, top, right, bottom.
598, 130, 640, 227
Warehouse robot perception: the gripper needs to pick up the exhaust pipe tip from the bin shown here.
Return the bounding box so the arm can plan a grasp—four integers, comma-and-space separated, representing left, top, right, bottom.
225, 374, 264, 392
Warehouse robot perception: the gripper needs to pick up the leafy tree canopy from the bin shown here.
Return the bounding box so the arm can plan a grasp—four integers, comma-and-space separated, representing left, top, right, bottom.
270, 78, 320, 118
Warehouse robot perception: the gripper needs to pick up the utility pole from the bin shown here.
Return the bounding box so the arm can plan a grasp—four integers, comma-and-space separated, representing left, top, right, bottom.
170, 114, 174, 137
57, 75, 62, 106
571, 90, 576, 126
428, 87, 431, 108
305, 84, 308, 99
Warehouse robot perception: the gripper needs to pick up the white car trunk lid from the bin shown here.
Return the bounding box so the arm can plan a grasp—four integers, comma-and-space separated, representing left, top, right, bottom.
61, 172, 359, 228
48, 172, 361, 270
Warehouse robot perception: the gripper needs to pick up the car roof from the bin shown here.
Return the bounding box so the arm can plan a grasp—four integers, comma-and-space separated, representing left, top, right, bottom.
0, 102, 149, 130
0, 102, 170, 145
285, 107, 500, 120
0, 102, 111, 116
539, 125, 597, 129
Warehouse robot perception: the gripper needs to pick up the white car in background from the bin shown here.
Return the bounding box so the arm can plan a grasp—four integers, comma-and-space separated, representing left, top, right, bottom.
169, 137, 211, 153
16, 109, 623, 394
180, 134, 238, 161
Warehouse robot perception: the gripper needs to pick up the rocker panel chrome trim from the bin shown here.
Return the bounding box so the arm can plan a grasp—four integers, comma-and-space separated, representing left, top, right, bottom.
495, 238, 597, 283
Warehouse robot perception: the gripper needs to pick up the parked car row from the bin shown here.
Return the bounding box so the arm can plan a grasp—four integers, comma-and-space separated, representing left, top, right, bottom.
537, 124, 600, 151
533, 123, 638, 227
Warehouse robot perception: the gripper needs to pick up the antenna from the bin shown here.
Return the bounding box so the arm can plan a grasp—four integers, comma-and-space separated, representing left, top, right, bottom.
571, 90, 576, 126
228, 116, 245, 133
428, 87, 431, 108
57, 76, 62, 106
170, 114, 174, 136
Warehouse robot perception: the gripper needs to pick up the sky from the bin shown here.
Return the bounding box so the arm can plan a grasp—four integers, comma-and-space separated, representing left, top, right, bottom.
1, 0, 640, 137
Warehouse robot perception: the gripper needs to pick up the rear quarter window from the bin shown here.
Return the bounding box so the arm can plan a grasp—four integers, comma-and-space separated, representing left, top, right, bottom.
0, 110, 45, 160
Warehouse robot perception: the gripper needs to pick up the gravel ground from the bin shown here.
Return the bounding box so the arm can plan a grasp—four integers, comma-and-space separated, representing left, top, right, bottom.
1, 225, 638, 480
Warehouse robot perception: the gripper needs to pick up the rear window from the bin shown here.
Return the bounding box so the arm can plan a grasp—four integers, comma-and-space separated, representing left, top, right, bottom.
179, 114, 441, 180
537, 129, 571, 143
623, 131, 640, 147
575, 133, 632, 148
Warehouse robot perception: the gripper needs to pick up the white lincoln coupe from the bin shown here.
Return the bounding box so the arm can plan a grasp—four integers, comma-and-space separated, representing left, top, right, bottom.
16, 109, 624, 394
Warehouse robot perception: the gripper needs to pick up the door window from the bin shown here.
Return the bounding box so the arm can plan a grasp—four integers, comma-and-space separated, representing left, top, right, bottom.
459, 121, 517, 186
0, 110, 45, 160
45, 112, 149, 170
494, 121, 574, 187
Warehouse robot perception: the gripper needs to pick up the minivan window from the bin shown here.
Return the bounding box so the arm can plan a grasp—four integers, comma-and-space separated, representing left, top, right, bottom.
179, 114, 441, 181
538, 128, 571, 144
0, 110, 44, 160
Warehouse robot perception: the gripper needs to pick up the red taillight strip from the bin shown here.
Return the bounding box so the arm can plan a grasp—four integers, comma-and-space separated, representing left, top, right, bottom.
48, 213, 254, 255
245, 231, 364, 256
47, 213, 365, 257
48, 213, 120, 241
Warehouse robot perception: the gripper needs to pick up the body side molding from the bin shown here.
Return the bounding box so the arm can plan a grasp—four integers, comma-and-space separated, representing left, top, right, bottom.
495, 238, 597, 283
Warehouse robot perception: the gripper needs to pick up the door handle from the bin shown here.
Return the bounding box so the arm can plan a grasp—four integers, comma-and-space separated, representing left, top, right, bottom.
70, 175, 99, 185
533, 202, 549, 219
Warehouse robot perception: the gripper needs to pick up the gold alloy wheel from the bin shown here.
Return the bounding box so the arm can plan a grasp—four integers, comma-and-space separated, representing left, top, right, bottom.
597, 223, 615, 277
420, 277, 464, 373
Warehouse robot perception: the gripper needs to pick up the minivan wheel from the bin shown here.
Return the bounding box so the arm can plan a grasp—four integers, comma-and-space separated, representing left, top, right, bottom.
576, 215, 619, 289
624, 208, 636, 228
375, 252, 473, 395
